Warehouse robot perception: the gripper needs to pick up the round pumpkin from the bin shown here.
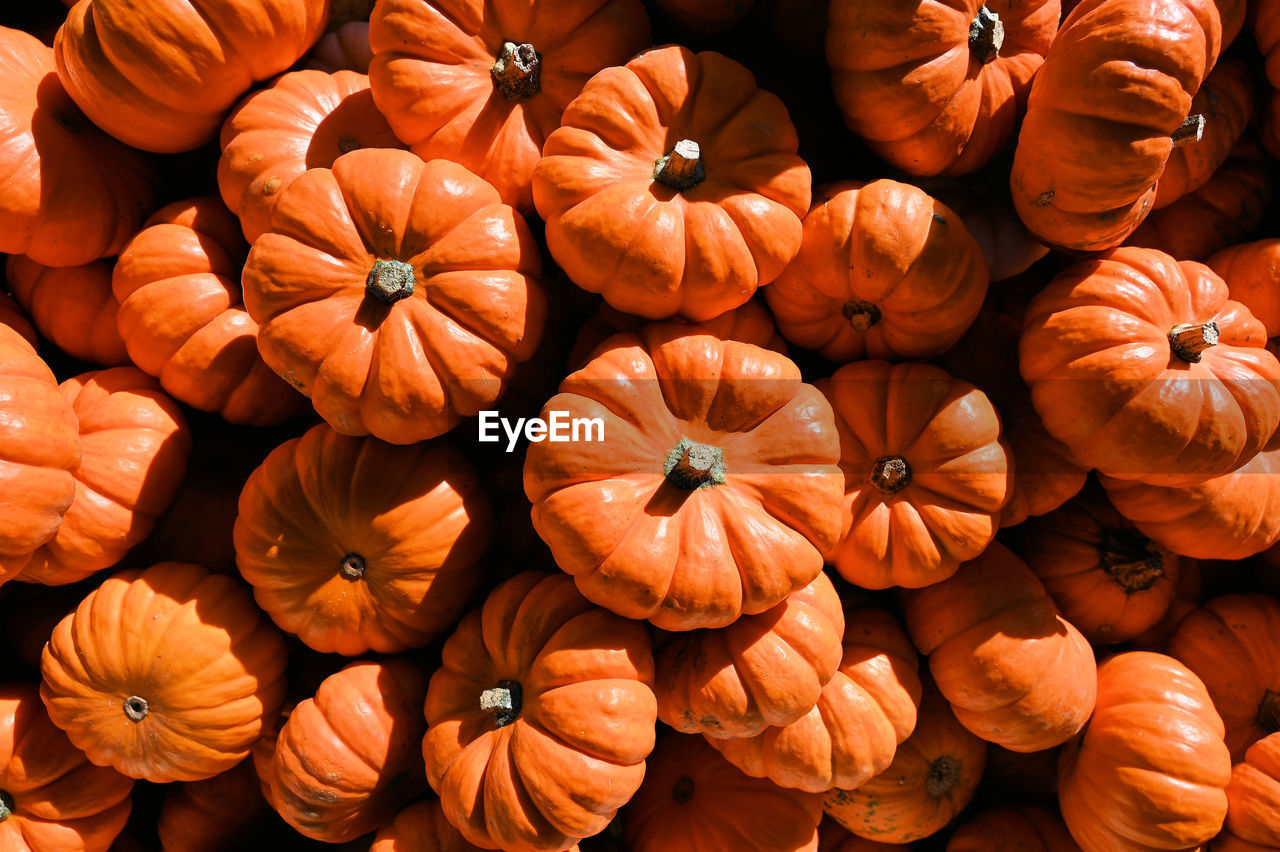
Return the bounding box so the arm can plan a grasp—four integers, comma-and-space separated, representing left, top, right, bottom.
523, 322, 844, 631
946, 804, 1079, 852
827, 0, 1059, 176
932, 184, 1050, 283
1130, 557, 1202, 651
709, 607, 923, 793
904, 542, 1097, 752
156, 759, 271, 852
764, 181, 989, 363
820, 360, 1010, 590
370, 799, 490, 852
234, 423, 492, 655
1217, 733, 1280, 850
1020, 247, 1280, 486
218, 68, 404, 243
256, 659, 428, 843
242, 147, 546, 444
113, 197, 308, 427
624, 731, 822, 852
53, 0, 329, 153
5, 255, 128, 366
370, 0, 650, 214
1058, 651, 1231, 852
533, 44, 811, 321
656, 570, 845, 740
0, 26, 155, 267
0, 682, 134, 852
1209, 239, 1280, 340
424, 571, 656, 852
305, 21, 373, 73
823, 683, 986, 844
40, 561, 289, 782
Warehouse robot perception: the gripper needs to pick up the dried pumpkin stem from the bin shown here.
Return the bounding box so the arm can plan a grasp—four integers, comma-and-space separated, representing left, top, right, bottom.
1168, 321, 1219, 363
481, 680, 522, 728
841, 300, 882, 332
0, 790, 12, 822
337, 135, 360, 154
871, 456, 912, 495
925, 755, 960, 797
969, 6, 1005, 64
123, 695, 149, 723
1259, 690, 1280, 733
1099, 528, 1165, 594
665, 438, 726, 490
672, 776, 695, 804
654, 140, 706, 191
366, 259, 416, 305
491, 42, 541, 100
340, 553, 366, 580
1172, 114, 1206, 148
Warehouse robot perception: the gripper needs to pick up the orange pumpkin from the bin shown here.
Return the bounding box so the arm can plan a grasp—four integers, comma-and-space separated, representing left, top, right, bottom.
533, 44, 811, 321
5, 256, 128, 366
931, 184, 1050, 283
523, 323, 844, 631
946, 804, 1079, 851
305, 22, 373, 73
156, 759, 272, 852
1256, 0, 1280, 160
1217, 733, 1280, 850
243, 147, 545, 444
0, 292, 36, 348
40, 561, 289, 782
1209, 238, 1280, 341
370, 799, 489, 852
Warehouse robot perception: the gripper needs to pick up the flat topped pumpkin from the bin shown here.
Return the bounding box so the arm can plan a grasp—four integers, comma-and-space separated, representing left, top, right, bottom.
242, 147, 546, 444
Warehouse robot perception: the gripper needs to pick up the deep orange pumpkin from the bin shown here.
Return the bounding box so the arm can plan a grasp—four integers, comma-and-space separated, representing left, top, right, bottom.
1217, 733, 1280, 850
370, 799, 491, 852
156, 759, 272, 852
304, 22, 373, 73
5, 256, 128, 366
1209, 238, 1280, 341
0, 293, 36, 348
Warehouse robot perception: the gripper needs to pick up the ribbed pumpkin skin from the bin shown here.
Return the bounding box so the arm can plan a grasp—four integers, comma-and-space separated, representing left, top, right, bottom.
824, 684, 987, 844
257, 660, 428, 843
1209, 239, 1280, 338
370, 0, 650, 214
242, 148, 546, 445
234, 423, 492, 655
1020, 248, 1280, 487
53, 0, 330, 153
1217, 733, 1280, 850
904, 543, 1097, 753
0, 27, 154, 267
624, 732, 822, 852
827, 0, 1059, 177
218, 69, 404, 243
305, 22, 373, 72
5, 256, 128, 366
0, 683, 134, 852
1058, 652, 1231, 852
156, 759, 271, 852
424, 571, 657, 852
113, 198, 307, 427
947, 804, 1079, 852
764, 181, 988, 363
523, 324, 844, 631
40, 562, 289, 782
0, 325, 80, 584
19, 367, 190, 586
1010, 0, 1221, 250
709, 608, 923, 793
656, 570, 845, 740
370, 799, 489, 852
820, 360, 1010, 591
533, 45, 811, 322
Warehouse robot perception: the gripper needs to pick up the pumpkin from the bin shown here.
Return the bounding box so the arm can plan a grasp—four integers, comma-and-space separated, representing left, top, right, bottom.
764, 181, 988, 363
1020, 247, 1280, 486
242, 147, 545, 444
0, 324, 80, 585
371, 799, 490, 852
40, 561, 288, 782
1217, 733, 1280, 850
931, 183, 1050, 283
1167, 595, 1280, 762
424, 571, 656, 852
523, 323, 844, 631
624, 731, 822, 852
17, 367, 190, 586
1209, 239, 1280, 342
947, 805, 1079, 852
824, 683, 986, 844
156, 759, 272, 852
820, 360, 1010, 590
709, 607, 923, 793
904, 542, 1097, 752
305, 21, 374, 72
0, 26, 154, 267
1058, 651, 1231, 852
53, 0, 329, 153
1010, 484, 1181, 643
256, 659, 428, 843
0, 293, 36, 348
113, 198, 308, 427
0, 683, 134, 852
1130, 557, 1202, 651
369, 0, 650, 213
1010, 0, 1221, 250
218, 69, 404, 243
1257, 0, 1280, 159
655, 570, 845, 740
5, 256, 128, 366
533, 44, 811, 321
234, 423, 492, 655
827, 0, 1059, 176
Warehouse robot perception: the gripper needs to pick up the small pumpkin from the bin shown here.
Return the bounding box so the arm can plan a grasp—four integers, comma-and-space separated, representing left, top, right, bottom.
370, 799, 489, 852
931, 183, 1050, 283
1209, 238, 1280, 342
1130, 557, 1202, 651
946, 804, 1079, 852
156, 759, 272, 852
5, 255, 128, 366
1217, 733, 1280, 850
305, 22, 373, 73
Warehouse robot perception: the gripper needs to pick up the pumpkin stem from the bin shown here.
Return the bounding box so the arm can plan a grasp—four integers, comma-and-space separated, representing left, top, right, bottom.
969, 6, 1005, 64
664, 438, 726, 490
0, 790, 12, 822
366, 259, 416, 305
1099, 528, 1165, 593
871, 456, 912, 495
1168, 321, 1219, 363
841, 300, 882, 332
337, 136, 360, 154
480, 680, 522, 727
654, 140, 706, 192
1172, 114, 1206, 148
339, 553, 366, 580
491, 42, 541, 101
123, 696, 149, 723
1259, 690, 1280, 733
672, 776, 695, 804
925, 756, 960, 797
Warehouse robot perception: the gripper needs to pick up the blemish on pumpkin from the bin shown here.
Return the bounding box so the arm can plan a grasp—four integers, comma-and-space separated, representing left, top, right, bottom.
262, 177, 283, 196
1036, 191, 1054, 206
